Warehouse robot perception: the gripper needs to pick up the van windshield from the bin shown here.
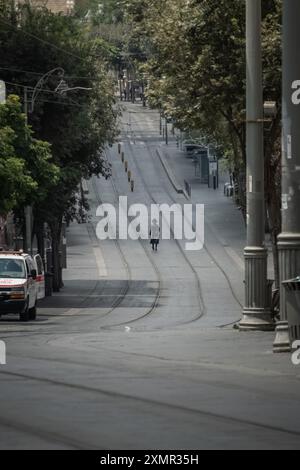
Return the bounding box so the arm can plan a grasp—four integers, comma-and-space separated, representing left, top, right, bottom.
0, 259, 26, 279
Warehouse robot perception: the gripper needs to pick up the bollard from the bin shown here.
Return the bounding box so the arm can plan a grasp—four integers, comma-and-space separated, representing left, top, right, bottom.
121, 152, 125, 162
128, 170, 131, 182
131, 180, 135, 192
125, 161, 128, 172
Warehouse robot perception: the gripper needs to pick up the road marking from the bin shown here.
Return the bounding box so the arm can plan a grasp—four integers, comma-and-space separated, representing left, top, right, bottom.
224, 246, 244, 271
93, 247, 108, 277
62, 309, 82, 316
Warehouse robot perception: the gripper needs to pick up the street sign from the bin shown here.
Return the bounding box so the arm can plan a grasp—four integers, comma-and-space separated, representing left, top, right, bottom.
0, 80, 6, 104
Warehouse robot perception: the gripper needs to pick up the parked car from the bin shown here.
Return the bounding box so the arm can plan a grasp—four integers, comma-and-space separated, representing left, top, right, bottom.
0, 251, 45, 321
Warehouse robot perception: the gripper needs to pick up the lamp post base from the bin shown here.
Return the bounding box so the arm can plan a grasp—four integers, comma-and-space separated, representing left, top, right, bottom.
273, 321, 291, 353
273, 234, 300, 353
239, 308, 275, 331
239, 247, 275, 331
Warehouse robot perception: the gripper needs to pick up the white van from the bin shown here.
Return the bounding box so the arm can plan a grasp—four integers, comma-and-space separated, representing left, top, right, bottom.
0, 251, 45, 321
34, 253, 45, 300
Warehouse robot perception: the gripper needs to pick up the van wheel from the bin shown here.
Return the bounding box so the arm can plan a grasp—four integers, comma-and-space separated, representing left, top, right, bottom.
28, 301, 37, 321
20, 300, 29, 322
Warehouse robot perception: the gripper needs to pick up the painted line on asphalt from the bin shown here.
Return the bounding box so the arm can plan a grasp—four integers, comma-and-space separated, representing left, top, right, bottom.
223, 246, 244, 271
93, 247, 108, 277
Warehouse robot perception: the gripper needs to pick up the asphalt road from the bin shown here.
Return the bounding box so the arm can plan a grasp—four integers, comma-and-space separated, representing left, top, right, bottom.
0, 102, 300, 450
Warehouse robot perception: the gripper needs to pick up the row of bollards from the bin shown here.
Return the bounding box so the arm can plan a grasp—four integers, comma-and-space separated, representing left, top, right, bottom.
118, 144, 134, 192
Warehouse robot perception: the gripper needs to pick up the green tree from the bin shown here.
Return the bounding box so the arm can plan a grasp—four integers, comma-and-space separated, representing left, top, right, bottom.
0, 95, 59, 216
0, 2, 118, 289
124, 0, 282, 286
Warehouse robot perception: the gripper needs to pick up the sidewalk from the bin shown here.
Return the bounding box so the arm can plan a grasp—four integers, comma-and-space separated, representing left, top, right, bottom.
157, 141, 275, 282
37, 222, 105, 318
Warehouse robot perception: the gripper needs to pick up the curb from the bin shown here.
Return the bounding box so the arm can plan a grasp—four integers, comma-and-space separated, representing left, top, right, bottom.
156, 148, 190, 200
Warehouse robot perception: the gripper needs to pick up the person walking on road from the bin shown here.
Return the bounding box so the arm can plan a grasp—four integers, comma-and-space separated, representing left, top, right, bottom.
150, 219, 160, 252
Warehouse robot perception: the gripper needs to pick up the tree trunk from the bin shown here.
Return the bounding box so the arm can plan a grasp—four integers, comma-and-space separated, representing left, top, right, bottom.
50, 219, 62, 292
34, 218, 45, 260
264, 119, 281, 289
265, 168, 281, 288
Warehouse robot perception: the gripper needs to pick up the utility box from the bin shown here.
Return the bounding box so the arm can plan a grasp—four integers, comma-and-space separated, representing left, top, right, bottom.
282, 277, 300, 343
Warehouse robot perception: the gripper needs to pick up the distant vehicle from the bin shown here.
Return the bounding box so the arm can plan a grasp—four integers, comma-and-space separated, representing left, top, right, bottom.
34, 253, 45, 301
183, 142, 207, 158
0, 251, 45, 321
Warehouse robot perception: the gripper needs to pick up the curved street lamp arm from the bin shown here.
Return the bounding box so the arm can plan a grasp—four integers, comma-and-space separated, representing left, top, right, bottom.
55, 85, 92, 94
30, 67, 65, 112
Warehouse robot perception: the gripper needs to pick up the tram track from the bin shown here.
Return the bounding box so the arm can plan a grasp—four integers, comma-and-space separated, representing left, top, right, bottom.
90, 170, 162, 329
119, 116, 206, 325
1, 367, 300, 442
124, 108, 243, 326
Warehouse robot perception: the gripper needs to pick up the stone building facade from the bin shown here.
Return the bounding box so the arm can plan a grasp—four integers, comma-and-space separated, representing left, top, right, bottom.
18, 0, 75, 15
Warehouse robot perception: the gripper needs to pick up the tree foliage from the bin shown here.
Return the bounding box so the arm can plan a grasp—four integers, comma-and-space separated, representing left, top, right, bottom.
124, 0, 282, 284
0, 1, 118, 288
0, 95, 59, 215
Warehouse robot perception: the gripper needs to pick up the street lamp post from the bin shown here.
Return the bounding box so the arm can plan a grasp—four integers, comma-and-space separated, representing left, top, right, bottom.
273, 0, 300, 352
239, 0, 274, 331
23, 85, 33, 254
165, 117, 168, 146
19, 69, 92, 254
30, 67, 65, 113
23, 68, 65, 254
160, 113, 162, 136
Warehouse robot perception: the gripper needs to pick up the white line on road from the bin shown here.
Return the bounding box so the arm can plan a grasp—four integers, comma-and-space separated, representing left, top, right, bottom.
93, 247, 108, 277
224, 246, 244, 271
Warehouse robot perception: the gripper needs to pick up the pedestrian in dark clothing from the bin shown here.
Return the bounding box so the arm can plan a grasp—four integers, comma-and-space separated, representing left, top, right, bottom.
150, 219, 160, 251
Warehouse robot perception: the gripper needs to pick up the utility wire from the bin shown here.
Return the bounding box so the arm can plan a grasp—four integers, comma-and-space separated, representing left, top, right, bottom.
5, 79, 60, 94
0, 66, 100, 81
0, 16, 88, 62
31, 98, 87, 109
4, 80, 87, 108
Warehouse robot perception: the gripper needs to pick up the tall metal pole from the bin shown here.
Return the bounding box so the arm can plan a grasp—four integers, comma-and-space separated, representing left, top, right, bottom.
273, 0, 300, 352
24, 86, 28, 121
159, 110, 162, 136
23, 86, 33, 255
239, 0, 274, 331
165, 118, 168, 146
